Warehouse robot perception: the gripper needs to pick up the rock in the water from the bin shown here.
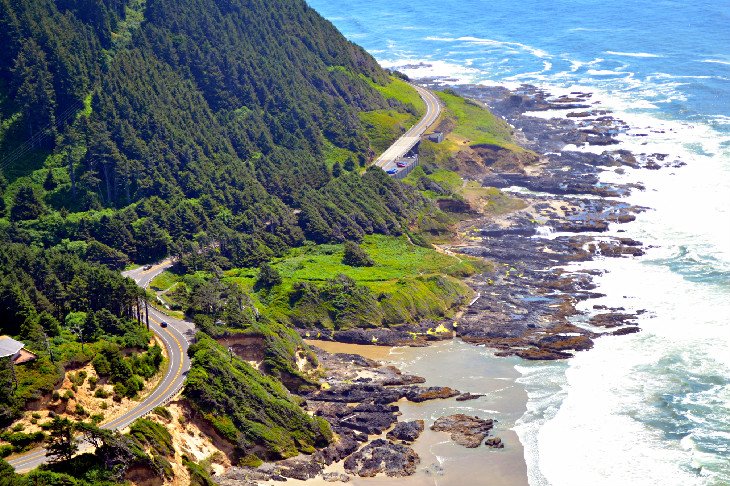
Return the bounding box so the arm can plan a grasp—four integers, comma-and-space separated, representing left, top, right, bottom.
401, 386, 460, 402
424, 462, 445, 476
386, 420, 425, 444
455, 392, 484, 402
485, 436, 505, 448
343, 439, 420, 477
431, 414, 494, 448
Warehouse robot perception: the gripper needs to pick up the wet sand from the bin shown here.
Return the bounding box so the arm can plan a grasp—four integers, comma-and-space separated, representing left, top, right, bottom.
303, 339, 529, 486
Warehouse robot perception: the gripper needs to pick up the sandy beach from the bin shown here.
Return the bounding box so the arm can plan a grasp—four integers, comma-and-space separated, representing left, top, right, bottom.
290, 340, 530, 486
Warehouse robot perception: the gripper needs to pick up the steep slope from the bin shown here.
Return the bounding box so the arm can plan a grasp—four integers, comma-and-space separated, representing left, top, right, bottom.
0, 0, 433, 477
0, 0, 422, 265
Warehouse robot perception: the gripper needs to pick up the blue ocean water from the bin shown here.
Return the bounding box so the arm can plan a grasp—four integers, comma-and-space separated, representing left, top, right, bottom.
308, 1, 730, 484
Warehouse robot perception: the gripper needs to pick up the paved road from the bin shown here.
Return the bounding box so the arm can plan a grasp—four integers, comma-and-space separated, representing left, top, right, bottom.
8, 261, 194, 472
374, 84, 442, 172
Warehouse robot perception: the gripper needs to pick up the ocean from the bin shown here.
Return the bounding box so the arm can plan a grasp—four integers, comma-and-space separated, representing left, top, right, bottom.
306, 0, 730, 484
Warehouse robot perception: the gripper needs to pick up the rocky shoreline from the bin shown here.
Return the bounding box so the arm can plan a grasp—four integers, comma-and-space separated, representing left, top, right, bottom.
294, 81, 665, 360
221, 82, 667, 484
434, 82, 663, 359
217, 346, 498, 484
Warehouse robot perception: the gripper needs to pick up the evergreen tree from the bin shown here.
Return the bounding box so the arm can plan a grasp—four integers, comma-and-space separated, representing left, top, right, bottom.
43, 170, 57, 191
9, 186, 45, 221
10, 39, 57, 149
344, 157, 356, 172
45, 416, 78, 462
256, 263, 282, 289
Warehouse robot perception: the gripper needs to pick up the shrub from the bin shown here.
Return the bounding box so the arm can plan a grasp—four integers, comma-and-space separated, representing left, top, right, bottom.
238, 453, 262, 467
113, 382, 126, 401
256, 263, 282, 289
92, 354, 111, 377
1, 431, 45, 451
124, 376, 144, 398
153, 407, 172, 421
342, 241, 374, 267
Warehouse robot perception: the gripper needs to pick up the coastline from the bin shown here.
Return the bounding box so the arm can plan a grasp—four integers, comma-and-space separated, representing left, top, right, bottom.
242, 80, 664, 486
307, 340, 529, 486
219, 77, 726, 484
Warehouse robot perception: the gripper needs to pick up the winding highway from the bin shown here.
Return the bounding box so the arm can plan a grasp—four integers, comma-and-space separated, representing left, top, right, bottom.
7, 82, 441, 473
374, 83, 442, 172
8, 261, 194, 472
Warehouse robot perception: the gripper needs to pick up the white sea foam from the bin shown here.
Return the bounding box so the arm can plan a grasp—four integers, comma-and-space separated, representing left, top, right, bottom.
585, 68, 628, 76
568, 57, 604, 72
650, 72, 729, 81
378, 58, 482, 84
517, 84, 730, 484
605, 51, 663, 58
425, 35, 550, 58
700, 59, 730, 66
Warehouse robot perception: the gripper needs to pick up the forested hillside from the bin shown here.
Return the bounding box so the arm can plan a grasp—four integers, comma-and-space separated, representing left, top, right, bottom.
0, 0, 433, 466
0, 0, 478, 479
0, 0, 423, 263
0, 0, 428, 346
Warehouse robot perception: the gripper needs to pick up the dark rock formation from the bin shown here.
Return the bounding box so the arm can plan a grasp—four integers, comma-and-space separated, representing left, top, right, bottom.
322, 472, 351, 482
277, 458, 323, 480
386, 420, 425, 444
485, 436, 504, 448
400, 386, 460, 402
455, 392, 484, 401
343, 439, 420, 477
339, 402, 400, 435
431, 414, 495, 448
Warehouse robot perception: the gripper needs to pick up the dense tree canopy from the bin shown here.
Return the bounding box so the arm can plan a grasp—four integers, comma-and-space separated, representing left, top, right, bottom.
0, 0, 424, 268
0, 0, 436, 470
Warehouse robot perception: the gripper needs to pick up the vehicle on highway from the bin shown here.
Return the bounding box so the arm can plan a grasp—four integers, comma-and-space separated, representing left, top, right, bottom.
160, 321, 168, 328
386, 168, 398, 174
396, 161, 407, 168
143, 264, 152, 270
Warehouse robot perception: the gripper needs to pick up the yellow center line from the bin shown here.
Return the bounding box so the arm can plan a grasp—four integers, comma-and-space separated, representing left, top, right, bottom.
10, 314, 186, 471
103, 317, 184, 429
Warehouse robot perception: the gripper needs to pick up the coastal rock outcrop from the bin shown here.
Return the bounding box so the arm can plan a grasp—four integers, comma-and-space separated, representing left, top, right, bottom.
343, 439, 420, 477
386, 420, 425, 444
400, 386, 460, 402
431, 414, 495, 448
